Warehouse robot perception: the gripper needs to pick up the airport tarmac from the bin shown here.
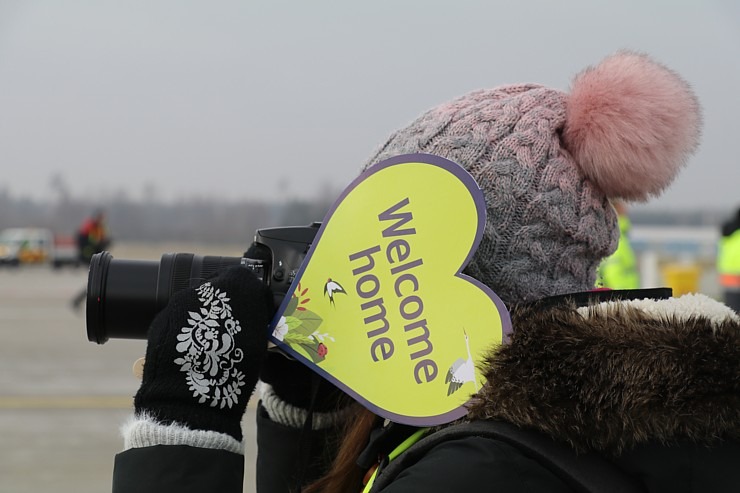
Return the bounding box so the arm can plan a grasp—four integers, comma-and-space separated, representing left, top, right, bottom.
0, 244, 259, 492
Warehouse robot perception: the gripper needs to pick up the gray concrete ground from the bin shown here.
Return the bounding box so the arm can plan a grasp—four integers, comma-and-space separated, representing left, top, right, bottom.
0, 244, 258, 493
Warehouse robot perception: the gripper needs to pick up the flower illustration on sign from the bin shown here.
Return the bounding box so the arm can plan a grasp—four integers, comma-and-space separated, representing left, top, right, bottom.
274, 282, 334, 364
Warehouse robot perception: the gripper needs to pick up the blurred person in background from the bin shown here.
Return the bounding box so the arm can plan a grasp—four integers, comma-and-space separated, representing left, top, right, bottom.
76, 209, 111, 263
596, 201, 641, 290
110, 52, 739, 493
717, 206, 740, 312
71, 209, 111, 310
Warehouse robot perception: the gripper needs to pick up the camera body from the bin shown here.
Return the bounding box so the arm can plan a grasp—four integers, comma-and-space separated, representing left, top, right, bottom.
241, 223, 320, 296
86, 223, 319, 344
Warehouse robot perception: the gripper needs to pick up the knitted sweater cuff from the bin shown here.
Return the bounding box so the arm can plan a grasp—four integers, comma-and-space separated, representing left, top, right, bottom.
258, 382, 351, 430
121, 413, 244, 456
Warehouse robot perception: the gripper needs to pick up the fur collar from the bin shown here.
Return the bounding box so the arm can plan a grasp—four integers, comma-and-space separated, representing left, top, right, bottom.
465, 293, 740, 456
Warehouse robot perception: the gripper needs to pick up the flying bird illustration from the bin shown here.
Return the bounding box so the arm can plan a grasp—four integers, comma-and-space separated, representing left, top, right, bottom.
324, 278, 347, 306
445, 328, 478, 396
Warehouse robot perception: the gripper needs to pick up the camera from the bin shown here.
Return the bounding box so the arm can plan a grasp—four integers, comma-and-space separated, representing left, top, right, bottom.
86, 223, 319, 344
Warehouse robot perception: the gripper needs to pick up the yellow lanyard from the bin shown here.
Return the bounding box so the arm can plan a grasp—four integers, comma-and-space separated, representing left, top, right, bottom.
361, 428, 429, 493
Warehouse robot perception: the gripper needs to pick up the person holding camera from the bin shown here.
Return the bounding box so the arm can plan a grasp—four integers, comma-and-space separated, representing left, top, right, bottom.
112, 51, 739, 492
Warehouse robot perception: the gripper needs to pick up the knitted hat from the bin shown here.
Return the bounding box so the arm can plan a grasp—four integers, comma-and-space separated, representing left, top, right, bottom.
364, 51, 701, 305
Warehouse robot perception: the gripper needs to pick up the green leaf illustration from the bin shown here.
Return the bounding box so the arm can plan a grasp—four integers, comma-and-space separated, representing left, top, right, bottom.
284, 295, 298, 316
291, 309, 323, 335
284, 332, 314, 345
284, 316, 302, 329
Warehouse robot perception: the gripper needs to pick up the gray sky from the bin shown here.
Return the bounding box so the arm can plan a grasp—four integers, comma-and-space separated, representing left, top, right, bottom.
0, 0, 738, 211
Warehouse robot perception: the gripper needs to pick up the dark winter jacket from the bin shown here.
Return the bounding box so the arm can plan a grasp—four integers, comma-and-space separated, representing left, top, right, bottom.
366, 290, 740, 492
113, 290, 740, 492
111, 407, 338, 493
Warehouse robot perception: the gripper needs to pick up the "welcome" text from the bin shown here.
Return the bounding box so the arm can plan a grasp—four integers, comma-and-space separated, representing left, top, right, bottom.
348, 198, 438, 384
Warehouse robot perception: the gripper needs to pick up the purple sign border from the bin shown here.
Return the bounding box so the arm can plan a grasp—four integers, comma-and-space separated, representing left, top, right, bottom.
267, 153, 512, 426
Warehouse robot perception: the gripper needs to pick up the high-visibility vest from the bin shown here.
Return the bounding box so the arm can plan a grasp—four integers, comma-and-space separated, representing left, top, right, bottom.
597, 215, 640, 290
717, 229, 740, 288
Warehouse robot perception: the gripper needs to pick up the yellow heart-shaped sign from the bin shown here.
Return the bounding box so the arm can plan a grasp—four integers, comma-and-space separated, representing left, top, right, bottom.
269, 154, 510, 426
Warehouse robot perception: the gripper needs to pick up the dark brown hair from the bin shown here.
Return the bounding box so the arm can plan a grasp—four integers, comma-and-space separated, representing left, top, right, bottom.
303, 405, 380, 493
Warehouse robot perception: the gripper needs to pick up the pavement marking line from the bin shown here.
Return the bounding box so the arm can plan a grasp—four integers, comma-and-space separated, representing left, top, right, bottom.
0, 395, 133, 409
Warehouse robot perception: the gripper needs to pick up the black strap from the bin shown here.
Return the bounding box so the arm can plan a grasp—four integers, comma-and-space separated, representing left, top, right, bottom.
370, 421, 646, 493
531, 287, 673, 311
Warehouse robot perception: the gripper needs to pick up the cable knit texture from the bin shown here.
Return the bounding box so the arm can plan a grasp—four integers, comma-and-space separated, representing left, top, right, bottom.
363, 52, 701, 305
364, 86, 616, 304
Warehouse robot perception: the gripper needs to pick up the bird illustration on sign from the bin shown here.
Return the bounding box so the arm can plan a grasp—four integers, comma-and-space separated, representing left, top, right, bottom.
445, 328, 478, 396
324, 278, 347, 307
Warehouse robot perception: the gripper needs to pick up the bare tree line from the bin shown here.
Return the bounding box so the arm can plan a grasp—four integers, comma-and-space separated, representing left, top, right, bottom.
0, 177, 732, 246
0, 189, 335, 245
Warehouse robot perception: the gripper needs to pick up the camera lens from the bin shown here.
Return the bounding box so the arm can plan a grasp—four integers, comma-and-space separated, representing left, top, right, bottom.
86, 251, 243, 344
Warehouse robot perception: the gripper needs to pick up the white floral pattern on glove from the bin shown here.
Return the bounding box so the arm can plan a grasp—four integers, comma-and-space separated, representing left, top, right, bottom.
174, 282, 246, 409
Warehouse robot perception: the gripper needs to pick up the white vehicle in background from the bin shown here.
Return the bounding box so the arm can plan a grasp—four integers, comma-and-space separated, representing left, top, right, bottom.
0, 227, 54, 266
50, 233, 80, 268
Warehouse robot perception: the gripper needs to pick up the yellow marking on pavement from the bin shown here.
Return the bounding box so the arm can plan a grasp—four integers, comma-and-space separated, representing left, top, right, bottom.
0, 395, 133, 409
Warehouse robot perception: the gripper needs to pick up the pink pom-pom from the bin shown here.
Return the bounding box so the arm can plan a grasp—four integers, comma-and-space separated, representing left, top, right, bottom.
563, 51, 702, 201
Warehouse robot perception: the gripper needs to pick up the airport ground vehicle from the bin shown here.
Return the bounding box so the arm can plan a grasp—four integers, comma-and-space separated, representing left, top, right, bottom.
0, 228, 79, 267
0, 228, 53, 265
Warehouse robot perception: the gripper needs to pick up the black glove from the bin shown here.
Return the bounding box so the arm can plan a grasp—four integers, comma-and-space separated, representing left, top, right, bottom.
134, 266, 273, 441
240, 242, 349, 416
